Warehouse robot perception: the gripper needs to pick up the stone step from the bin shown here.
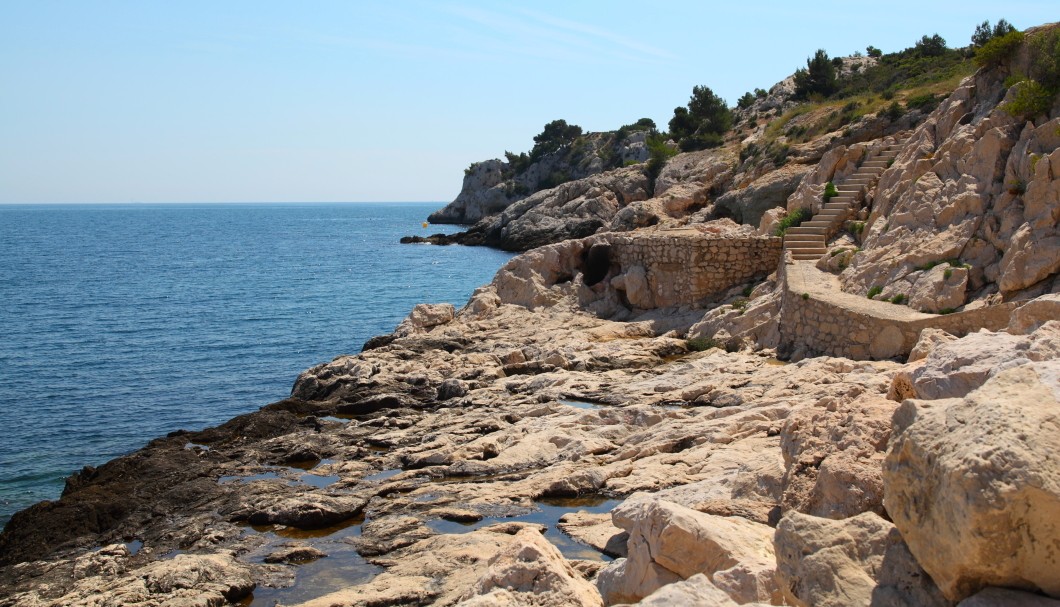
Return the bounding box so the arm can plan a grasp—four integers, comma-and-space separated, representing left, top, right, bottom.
784, 230, 824, 238
816, 210, 848, 219
804, 221, 835, 229
791, 252, 825, 260
785, 227, 827, 235
784, 235, 825, 244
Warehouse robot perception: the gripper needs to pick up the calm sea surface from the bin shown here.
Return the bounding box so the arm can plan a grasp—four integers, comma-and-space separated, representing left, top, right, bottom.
0, 203, 511, 527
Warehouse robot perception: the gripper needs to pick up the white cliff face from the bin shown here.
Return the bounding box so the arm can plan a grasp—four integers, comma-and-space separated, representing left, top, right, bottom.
839, 65, 1060, 308
428, 131, 653, 225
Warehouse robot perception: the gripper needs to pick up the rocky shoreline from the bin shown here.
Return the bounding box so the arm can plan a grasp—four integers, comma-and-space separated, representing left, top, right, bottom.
3, 23, 1060, 607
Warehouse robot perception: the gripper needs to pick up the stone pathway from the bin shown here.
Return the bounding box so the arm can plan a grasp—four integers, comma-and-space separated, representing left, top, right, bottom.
785, 260, 932, 322
784, 137, 910, 260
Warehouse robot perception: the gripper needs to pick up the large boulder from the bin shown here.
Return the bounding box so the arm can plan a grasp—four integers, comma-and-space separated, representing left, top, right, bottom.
461, 527, 604, 607
596, 496, 782, 605
889, 322, 1060, 401
773, 511, 948, 607
884, 361, 1060, 601
715, 163, 811, 227
779, 394, 896, 519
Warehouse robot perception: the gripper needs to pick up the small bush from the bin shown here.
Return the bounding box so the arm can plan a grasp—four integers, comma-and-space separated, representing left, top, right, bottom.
885, 101, 905, 120
774, 208, 813, 236
974, 30, 1025, 67
890, 293, 907, 305
851, 221, 866, 234
801, 292, 810, 300
687, 337, 720, 351
943, 268, 953, 279
906, 92, 940, 112
867, 286, 883, 299
938, 307, 956, 315
742, 284, 755, 297
646, 132, 678, 194
822, 181, 839, 203
1006, 178, 1027, 195
1004, 80, 1054, 118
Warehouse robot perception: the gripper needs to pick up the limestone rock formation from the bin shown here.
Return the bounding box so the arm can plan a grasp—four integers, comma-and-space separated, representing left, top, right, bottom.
773, 511, 948, 607
430, 131, 652, 226
462, 527, 604, 606
713, 163, 811, 226
840, 52, 1060, 305
779, 394, 896, 519
884, 361, 1060, 601
889, 321, 1060, 400
459, 166, 651, 251
596, 496, 782, 605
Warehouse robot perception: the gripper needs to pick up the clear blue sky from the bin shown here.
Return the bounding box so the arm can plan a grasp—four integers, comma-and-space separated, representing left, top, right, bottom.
1, 1, 1055, 203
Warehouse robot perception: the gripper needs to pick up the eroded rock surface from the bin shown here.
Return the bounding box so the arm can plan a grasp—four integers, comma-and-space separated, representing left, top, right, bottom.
885, 361, 1060, 601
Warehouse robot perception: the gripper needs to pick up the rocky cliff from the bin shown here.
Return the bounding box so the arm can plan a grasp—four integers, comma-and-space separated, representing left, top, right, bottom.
2, 22, 1059, 607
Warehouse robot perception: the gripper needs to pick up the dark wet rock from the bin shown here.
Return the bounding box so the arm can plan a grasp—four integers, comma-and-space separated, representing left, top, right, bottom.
245, 496, 368, 529
437, 379, 468, 401
263, 544, 328, 564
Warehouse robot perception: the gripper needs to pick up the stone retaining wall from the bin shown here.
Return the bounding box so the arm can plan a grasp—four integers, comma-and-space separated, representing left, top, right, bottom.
779, 260, 1021, 360
603, 230, 782, 309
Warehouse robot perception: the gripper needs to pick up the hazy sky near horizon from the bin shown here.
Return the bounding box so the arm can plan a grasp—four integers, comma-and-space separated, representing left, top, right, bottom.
1, 1, 1056, 204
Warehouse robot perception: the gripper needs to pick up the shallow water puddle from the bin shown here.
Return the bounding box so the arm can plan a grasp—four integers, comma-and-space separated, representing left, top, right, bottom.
558, 399, 605, 410
426, 496, 623, 561
219, 471, 283, 485
363, 468, 403, 482
219, 461, 341, 489
242, 516, 382, 607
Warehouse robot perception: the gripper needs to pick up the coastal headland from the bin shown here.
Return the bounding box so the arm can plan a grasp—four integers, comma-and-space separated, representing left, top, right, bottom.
2, 22, 1060, 607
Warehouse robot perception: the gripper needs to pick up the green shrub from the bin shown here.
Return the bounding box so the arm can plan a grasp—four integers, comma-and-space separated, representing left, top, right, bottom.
851, 221, 866, 234
867, 45, 883, 58
867, 286, 883, 299
943, 268, 953, 279
794, 49, 838, 99
742, 284, 755, 297
530, 119, 583, 161
938, 307, 956, 315
974, 30, 1025, 67
801, 292, 810, 300
687, 337, 721, 351
822, 181, 839, 202
906, 92, 940, 112
1005, 79, 1054, 118
914, 34, 948, 58
885, 101, 904, 120
890, 293, 907, 305
774, 208, 813, 236
669, 85, 733, 152
646, 132, 678, 194
737, 91, 757, 109
973, 19, 1016, 47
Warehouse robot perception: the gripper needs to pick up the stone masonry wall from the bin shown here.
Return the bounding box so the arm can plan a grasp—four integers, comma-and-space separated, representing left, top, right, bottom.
778, 259, 1021, 360
604, 230, 782, 309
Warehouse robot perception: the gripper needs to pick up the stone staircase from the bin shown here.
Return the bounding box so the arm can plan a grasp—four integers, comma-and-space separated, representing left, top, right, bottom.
784, 138, 909, 261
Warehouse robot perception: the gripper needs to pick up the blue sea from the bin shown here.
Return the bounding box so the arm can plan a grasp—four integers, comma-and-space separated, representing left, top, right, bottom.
0, 203, 511, 527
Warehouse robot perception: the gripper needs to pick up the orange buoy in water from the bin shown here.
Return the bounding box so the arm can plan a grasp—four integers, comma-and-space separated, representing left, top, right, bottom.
422, 222, 428, 228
